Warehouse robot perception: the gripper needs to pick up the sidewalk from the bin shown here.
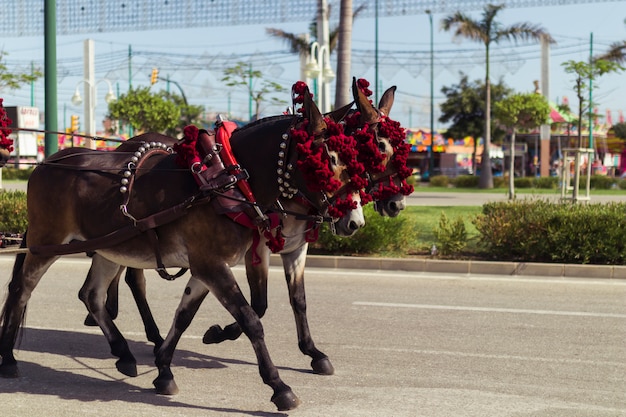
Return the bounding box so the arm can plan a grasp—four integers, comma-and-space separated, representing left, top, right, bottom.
273, 254, 626, 279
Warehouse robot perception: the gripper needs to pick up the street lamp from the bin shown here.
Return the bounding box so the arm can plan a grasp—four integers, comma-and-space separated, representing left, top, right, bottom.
305, 41, 335, 113
426, 9, 435, 180
71, 78, 116, 149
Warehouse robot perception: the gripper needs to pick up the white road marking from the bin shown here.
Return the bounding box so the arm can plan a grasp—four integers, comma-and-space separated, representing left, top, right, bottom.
341, 344, 626, 368
353, 301, 626, 319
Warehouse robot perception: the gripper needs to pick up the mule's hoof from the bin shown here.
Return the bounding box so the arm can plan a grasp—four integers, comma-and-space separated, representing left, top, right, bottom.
0, 363, 19, 378
202, 325, 224, 344
116, 359, 138, 377
271, 390, 301, 411
311, 357, 334, 375
83, 314, 98, 327
153, 376, 179, 395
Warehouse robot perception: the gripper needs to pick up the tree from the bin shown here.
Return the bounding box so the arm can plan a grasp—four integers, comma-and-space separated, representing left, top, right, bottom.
0, 51, 42, 92
561, 59, 624, 147
613, 122, 626, 141
441, 3, 553, 188
597, 17, 625, 63
439, 73, 511, 173
158, 90, 205, 137
107, 86, 180, 134
494, 92, 550, 199
221, 62, 287, 121
265, 1, 366, 109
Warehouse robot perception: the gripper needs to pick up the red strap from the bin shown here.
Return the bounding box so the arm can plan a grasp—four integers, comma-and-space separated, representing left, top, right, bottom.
216, 121, 257, 203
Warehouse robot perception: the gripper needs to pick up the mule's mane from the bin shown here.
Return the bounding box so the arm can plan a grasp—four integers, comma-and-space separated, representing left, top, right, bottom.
233, 114, 296, 135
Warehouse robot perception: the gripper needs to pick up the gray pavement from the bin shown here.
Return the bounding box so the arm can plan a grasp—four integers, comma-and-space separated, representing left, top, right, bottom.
0, 256, 624, 416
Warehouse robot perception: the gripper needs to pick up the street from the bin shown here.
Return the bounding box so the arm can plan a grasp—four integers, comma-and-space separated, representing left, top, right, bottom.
0, 255, 624, 416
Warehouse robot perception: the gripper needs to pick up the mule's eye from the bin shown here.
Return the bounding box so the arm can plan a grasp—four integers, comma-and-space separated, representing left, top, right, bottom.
378, 141, 387, 152
330, 154, 338, 165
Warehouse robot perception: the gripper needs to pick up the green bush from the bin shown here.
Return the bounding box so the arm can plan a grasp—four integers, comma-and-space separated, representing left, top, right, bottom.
432, 212, 467, 256
514, 177, 534, 188
429, 175, 449, 188
618, 179, 626, 190
533, 176, 558, 189
1, 167, 34, 180
493, 176, 507, 188
310, 204, 419, 255
474, 200, 626, 264
0, 190, 28, 234
452, 175, 479, 188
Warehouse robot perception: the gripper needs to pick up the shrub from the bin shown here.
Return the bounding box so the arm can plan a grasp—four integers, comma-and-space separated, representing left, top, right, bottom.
618, 179, 626, 190
474, 200, 626, 264
0, 190, 28, 234
429, 175, 449, 188
432, 212, 467, 256
452, 175, 479, 188
1, 167, 34, 180
310, 204, 419, 255
493, 176, 507, 188
533, 176, 558, 189
514, 177, 534, 188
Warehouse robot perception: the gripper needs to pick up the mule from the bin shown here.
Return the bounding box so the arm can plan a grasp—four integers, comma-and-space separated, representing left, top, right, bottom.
0, 87, 362, 411
84, 78, 414, 376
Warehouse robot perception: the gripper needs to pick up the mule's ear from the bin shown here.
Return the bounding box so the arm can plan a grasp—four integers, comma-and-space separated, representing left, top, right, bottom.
352, 77, 379, 125
378, 86, 396, 117
304, 87, 327, 136
326, 101, 354, 123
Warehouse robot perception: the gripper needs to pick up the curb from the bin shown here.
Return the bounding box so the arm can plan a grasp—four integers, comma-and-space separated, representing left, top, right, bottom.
270, 254, 626, 279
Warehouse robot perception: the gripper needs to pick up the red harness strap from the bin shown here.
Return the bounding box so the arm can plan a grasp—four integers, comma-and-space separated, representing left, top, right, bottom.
216, 120, 257, 204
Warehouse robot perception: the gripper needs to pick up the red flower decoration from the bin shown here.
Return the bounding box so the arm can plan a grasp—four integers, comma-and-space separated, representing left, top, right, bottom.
0, 98, 14, 152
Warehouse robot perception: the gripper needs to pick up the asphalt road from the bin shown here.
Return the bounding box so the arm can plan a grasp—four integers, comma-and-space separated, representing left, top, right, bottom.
0, 255, 624, 416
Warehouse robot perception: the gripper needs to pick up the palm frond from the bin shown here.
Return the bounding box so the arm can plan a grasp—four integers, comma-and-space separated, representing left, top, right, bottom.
265, 28, 309, 54
495, 22, 555, 44
597, 41, 626, 64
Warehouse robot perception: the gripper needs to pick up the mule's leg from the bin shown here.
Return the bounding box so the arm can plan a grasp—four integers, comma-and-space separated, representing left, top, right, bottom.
124, 268, 164, 350
78, 254, 138, 377
153, 277, 209, 396
281, 243, 334, 375
202, 246, 269, 344
155, 271, 300, 411
84, 265, 124, 326
0, 252, 57, 378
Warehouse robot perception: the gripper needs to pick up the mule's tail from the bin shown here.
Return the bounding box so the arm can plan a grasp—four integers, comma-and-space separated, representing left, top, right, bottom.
0, 230, 28, 348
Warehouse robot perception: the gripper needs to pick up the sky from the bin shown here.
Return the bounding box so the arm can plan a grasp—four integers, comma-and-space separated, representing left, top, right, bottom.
1, 1, 625, 133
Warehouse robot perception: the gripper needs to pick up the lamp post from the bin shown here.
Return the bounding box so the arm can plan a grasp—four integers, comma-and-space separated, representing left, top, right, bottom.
305, 41, 335, 113
71, 78, 116, 149
426, 9, 435, 180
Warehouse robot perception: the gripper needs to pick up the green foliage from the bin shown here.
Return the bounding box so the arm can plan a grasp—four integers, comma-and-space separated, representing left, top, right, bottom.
429, 175, 450, 188
618, 179, 626, 190
533, 176, 558, 189
514, 177, 534, 188
612, 122, 626, 140
310, 204, 419, 255
439, 74, 511, 143
494, 93, 551, 130
158, 90, 206, 137
452, 175, 480, 188
0, 190, 28, 233
493, 176, 507, 188
474, 200, 626, 264
433, 212, 467, 256
1, 166, 33, 180
0, 51, 42, 91
222, 62, 287, 120
107, 86, 181, 134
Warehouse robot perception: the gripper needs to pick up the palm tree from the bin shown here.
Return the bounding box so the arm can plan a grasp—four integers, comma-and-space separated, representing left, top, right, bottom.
266, 1, 366, 109
598, 41, 626, 64
442, 4, 554, 188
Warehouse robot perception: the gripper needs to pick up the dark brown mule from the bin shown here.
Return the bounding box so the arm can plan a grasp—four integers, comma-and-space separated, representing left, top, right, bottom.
0, 89, 354, 411
87, 79, 413, 376
202, 79, 413, 373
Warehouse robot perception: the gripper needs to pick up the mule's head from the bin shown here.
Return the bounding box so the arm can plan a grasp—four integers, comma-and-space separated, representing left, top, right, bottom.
288, 82, 366, 236
0, 100, 14, 168
347, 78, 413, 217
